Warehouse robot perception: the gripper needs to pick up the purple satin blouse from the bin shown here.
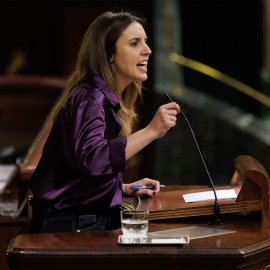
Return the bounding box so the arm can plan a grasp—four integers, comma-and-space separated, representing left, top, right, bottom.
30, 73, 128, 211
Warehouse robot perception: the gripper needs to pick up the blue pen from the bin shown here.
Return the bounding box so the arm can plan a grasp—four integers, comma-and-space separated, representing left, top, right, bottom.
130, 185, 165, 190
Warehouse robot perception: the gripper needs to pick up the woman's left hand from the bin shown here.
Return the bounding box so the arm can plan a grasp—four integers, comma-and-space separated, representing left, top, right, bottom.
123, 178, 161, 197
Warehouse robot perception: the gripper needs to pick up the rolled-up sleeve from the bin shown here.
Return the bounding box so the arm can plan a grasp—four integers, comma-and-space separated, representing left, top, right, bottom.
109, 135, 127, 172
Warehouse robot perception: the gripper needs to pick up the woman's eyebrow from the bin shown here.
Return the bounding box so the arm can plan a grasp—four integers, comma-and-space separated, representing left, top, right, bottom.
129, 36, 148, 42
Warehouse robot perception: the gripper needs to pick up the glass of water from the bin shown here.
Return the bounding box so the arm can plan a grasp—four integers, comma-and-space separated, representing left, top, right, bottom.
120, 209, 149, 243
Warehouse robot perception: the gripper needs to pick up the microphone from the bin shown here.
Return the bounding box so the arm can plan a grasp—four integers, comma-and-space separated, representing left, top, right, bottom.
164, 92, 227, 226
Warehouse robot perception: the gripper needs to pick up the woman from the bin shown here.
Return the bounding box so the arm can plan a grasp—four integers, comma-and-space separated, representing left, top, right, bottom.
30, 11, 180, 233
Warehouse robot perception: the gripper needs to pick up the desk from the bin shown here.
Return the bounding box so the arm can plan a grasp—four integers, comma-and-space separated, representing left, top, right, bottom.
7, 213, 270, 270
0, 216, 28, 270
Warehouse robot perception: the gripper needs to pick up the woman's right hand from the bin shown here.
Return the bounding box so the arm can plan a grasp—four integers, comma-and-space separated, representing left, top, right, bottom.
125, 102, 180, 161
146, 102, 180, 139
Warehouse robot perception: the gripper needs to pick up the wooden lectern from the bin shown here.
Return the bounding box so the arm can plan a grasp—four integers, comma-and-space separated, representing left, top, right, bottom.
7, 127, 270, 270
127, 155, 270, 224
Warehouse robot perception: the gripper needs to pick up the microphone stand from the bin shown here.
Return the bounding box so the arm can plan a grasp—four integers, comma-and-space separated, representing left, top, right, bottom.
164, 93, 227, 226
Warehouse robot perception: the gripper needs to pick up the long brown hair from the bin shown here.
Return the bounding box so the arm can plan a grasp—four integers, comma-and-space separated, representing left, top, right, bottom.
52, 11, 146, 136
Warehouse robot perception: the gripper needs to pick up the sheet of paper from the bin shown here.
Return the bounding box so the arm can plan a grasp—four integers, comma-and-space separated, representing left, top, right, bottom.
0, 164, 18, 192
183, 189, 237, 203
148, 226, 235, 240
0, 164, 17, 181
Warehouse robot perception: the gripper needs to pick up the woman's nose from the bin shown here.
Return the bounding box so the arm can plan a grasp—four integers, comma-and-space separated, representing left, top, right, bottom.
143, 43, 152, 55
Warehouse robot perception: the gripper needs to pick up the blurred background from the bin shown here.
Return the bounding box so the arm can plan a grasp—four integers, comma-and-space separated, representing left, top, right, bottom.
1, 0, 270, 187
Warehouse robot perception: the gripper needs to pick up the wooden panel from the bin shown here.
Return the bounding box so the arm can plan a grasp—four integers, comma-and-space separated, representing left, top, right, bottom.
19, 116, 52, 181
7, 214, 270, 270
0, 75, 64, 153
0, 217, 28, 270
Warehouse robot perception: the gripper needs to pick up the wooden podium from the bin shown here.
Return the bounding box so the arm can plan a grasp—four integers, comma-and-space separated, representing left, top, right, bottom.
7, 205, 270, 270
6, 154, 270, 270
132, 155, 270, 223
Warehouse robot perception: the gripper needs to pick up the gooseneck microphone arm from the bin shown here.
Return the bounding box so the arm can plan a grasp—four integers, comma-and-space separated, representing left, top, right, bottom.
164, 92, 227, 226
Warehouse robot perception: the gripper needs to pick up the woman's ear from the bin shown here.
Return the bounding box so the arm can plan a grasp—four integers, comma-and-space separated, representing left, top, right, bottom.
110, 54, 115, 63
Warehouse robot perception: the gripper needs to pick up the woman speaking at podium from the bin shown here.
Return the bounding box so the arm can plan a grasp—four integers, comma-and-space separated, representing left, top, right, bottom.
30, 11, 180, 233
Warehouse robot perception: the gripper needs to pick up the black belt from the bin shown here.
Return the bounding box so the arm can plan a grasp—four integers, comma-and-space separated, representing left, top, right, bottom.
45, 204, 120, 216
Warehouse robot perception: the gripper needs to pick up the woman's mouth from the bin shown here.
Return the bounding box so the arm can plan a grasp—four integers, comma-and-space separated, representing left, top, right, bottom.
136, 61, 148, 72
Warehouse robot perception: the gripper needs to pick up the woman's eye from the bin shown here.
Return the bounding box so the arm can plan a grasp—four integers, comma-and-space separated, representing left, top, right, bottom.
131, 42, 138, 47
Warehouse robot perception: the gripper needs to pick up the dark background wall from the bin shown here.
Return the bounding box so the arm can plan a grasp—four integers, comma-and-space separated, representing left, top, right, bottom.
0, 1, 153, 77
180, 0, 264, 117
